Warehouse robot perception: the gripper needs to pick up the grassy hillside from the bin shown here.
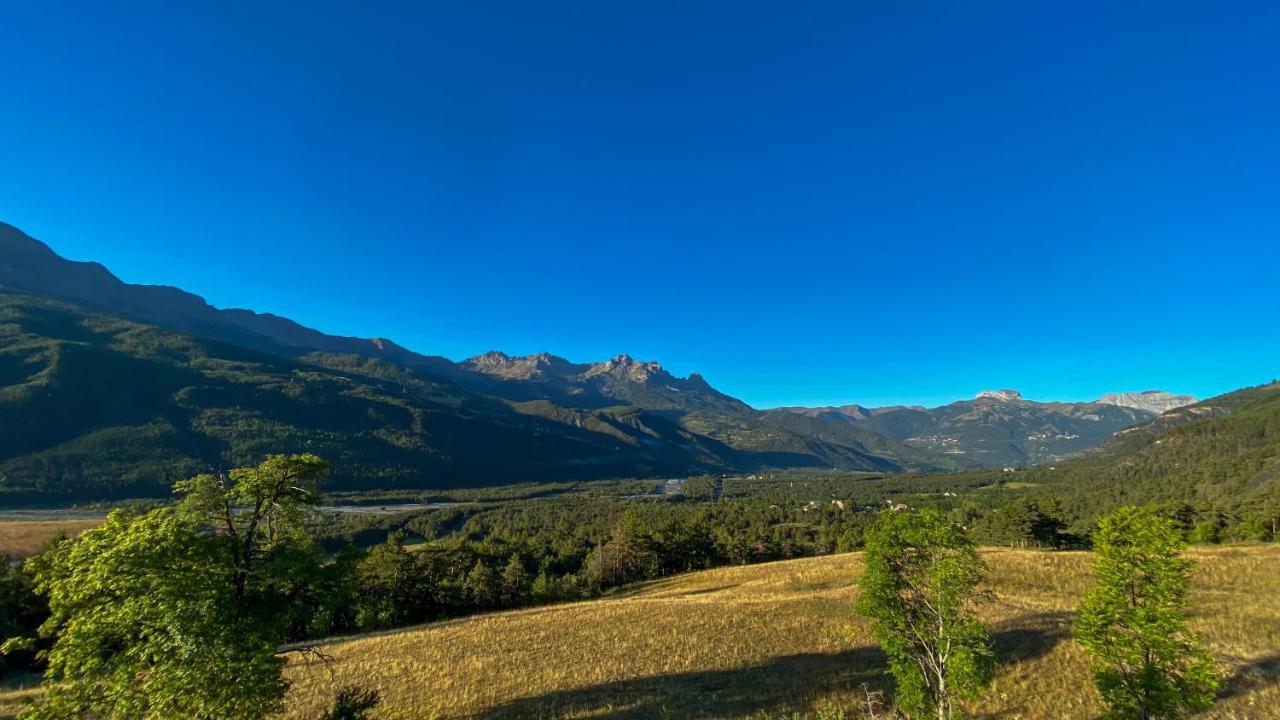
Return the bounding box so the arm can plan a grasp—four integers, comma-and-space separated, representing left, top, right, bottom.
279, 546, 1280, 720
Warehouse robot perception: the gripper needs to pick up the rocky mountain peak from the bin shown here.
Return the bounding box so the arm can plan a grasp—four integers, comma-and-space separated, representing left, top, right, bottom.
467, 350, 514, 367
1096, 390, 1198, 415
686, 372, 713, 390
592, 354, 670, 383
975, 389, 1023, 402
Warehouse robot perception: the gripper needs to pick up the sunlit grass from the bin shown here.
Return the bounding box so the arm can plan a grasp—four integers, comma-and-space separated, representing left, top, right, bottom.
0, 520, 102, 560
282, 544, 1280, 719
0, 674, 41, 720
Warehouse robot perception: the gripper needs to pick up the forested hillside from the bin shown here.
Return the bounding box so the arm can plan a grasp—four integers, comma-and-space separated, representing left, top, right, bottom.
0, 222, 978, 500
817, 391, 1158, 466
0, 293, 748, 500
0, 291, 967, 501
943, 382, 1280, 527
2, 222, 1267, 505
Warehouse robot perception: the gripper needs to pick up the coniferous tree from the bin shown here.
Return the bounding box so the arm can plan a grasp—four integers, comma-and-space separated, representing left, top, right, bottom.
1075, 506, 1219, 719
501, 554, 530, 605
530, 570, 556, 603
465, 561, 501, 608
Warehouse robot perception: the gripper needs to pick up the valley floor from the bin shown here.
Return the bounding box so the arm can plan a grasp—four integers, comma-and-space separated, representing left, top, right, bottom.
282, 545, 1280, 720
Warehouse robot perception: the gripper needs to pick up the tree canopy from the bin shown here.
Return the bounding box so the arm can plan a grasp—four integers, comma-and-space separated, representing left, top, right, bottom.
856, 510, 993, 720
20, 454, 330, 720
1075, 506, 1218, 719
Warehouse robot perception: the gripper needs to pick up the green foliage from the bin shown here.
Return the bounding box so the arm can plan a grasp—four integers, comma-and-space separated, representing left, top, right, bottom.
970, 496, 1079, 548
855, 511, 993, 719
955, 383, 1280, 530
353, 533, 425, 629
1075, 507, 1219, 719
500, 554, 531, 605
21, 509, 287, 719
465, 561, 502, 608
1187, 518, 1221, 545
20, 455, 333, 720
173, 453, 330, 600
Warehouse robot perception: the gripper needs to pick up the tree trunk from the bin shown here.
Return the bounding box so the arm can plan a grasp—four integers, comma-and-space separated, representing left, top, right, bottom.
936, 661, 949, 720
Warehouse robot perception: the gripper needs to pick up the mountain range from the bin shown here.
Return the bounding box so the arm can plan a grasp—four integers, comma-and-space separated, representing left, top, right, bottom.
980, 380, 1280, 517
777, 388, 1197, 467
0, 221, 1200, 499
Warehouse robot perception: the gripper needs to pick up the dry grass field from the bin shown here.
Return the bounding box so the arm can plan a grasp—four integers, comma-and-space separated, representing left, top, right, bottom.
281, 545, 1280, 720
0, 676, 39, 720
0, 520, 102, 560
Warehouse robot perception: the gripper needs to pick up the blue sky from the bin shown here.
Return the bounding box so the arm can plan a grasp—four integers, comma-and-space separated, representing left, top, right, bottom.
2, 2, 1278, 408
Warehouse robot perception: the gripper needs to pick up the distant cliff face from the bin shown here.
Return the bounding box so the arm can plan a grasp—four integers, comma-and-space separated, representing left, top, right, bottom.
974, 389, 1023, 402
1096, 390, 1198, 415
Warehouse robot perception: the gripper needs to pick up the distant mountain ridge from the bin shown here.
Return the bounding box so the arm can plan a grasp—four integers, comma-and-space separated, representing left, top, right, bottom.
974, 389, 1023, 402
0, 222, 979, 498
778, 387, 1163, 466
1096, 389, 1198, 415
0, 221, 1194, 497
770, 404, 925, 423
972, 382, 1280, 517
0, 221, 460, 375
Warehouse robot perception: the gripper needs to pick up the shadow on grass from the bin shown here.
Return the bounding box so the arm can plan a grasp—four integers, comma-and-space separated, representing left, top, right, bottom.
1219, 653, 1280, 700
472, 645, 891, 720
990, 611, 1072, 665
663, 584, 743, 598
472, 615, 1068, 720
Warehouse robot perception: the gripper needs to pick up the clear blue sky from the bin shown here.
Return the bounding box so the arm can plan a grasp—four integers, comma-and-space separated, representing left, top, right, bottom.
3, 2, 1278, 408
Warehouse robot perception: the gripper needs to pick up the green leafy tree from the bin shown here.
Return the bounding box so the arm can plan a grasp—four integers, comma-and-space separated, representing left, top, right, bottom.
1225, 514, 1271, 542
173, 453, 330, 601
1187, 518, 1221, 545
971, 497, 1071, 549
22, 454, 329, 720
856, 510, 993, 720
355, 532, 421, 630
1075, 506, 1219, 719
21, 510, 286, 719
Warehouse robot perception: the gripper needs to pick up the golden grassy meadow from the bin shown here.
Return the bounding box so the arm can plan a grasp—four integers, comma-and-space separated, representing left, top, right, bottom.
2, 543, 1276, 719
0, 520, 102, 560
281, 545, 1280, 720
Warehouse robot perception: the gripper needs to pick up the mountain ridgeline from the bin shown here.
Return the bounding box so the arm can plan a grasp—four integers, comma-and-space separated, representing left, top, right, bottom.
955, 381, 1280, 519
0, 221, 1203, 500
774, 388, 1194, 467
